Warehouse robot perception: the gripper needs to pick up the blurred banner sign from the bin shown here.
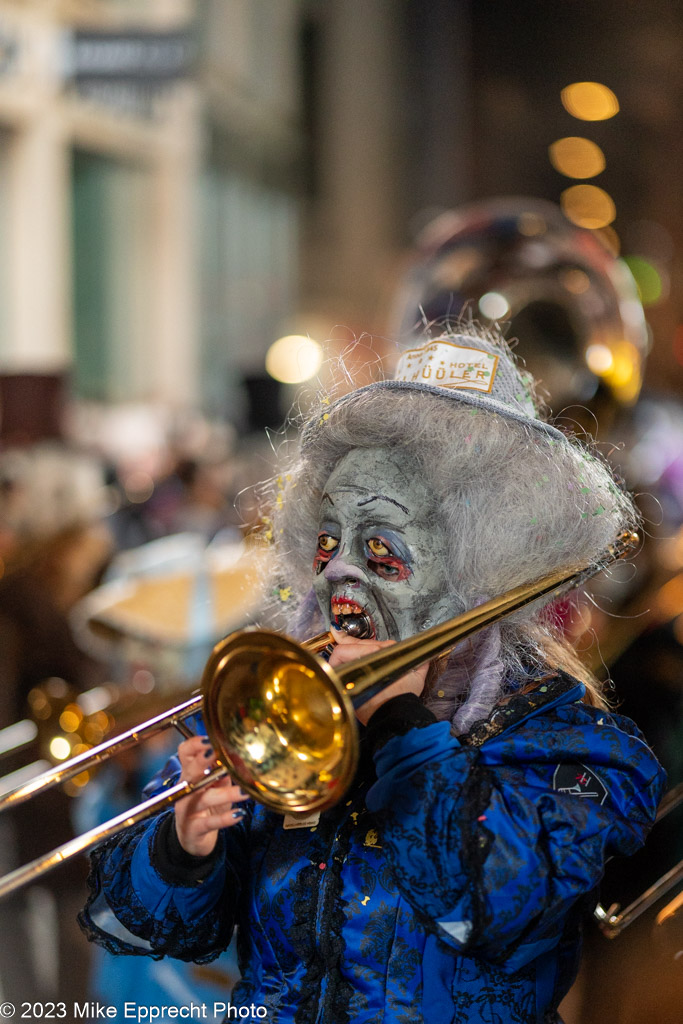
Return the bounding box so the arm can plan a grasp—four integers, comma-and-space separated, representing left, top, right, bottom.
66, 28, 195, 83
0, 25, 18, 77
61, 27, 196, 119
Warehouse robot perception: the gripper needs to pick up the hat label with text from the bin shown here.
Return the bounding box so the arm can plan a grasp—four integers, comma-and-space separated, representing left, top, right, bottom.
395, 341, 498, 394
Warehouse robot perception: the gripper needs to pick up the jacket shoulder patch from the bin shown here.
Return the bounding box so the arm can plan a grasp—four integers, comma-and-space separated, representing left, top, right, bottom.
552, 763, 608, 804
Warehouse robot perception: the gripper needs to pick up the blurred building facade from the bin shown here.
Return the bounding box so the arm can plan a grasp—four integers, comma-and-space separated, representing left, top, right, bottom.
0, 0, 478, 448
0, 0, 303, 443
0, 0, 681, 446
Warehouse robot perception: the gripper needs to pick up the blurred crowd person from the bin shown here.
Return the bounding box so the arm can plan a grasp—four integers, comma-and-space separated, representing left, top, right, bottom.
0, 443, 112, 1005
0, 446, 112, 733
107, 452, 246, 553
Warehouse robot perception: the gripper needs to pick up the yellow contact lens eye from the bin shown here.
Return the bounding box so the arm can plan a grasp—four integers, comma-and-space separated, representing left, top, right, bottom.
368, 538, 390, 557
318, 534, 339, 552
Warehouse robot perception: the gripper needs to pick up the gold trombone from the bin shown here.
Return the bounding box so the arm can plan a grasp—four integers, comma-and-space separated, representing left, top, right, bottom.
593, 781, 683, 938
0, 530, 654, 903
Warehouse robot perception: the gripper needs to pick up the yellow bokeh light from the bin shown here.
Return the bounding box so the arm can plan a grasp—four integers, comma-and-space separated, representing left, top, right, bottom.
656, 574, 683, 620
549, 137, 606, 179
266, 335, 324, 385
561, 82, 620, 121
587, 340, 641, 403
561, 184, 616, 229
59, 707, 82, 733
83, 722, 104, 744
49, 735, 72, 761
657, 527, 683, 572
585, 344, 614, 375
608, 344, 638, 387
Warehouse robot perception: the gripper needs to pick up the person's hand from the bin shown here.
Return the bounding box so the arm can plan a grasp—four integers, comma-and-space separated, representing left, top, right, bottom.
174, 736, 249, 857
328, 630, 428, 726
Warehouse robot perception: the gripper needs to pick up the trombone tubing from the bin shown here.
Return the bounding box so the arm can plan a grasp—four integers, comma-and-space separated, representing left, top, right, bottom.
0, 693, 202, 812
594, 781, 683, 938
339, 531, 638, 707
0, 765, 226, 901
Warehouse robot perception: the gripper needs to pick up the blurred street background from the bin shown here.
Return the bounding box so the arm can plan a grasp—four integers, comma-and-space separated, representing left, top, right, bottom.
0, 1, 681, 1022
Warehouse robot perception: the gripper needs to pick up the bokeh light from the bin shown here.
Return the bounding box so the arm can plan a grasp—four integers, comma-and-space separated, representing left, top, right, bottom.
549, 137, 606, 179
49, 735, 72, 761
59, 705, 83, 733
561, 268, 591, 295
585, 339, 641, 403
621, 255, 663, 306
656, 573, 683, 620
585, 344, 614, 375
265, 335, 324, 384
561, 81, 620, 121
478, 291, 510, 319
561, 184, 616, 229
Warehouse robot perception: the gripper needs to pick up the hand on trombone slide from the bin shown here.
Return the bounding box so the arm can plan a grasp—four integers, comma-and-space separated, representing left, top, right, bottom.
175, 736, 250, 857
328, 628, 428, 726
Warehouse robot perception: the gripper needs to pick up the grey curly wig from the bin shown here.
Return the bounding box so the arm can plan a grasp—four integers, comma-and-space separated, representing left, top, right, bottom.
256, 337, 638, 734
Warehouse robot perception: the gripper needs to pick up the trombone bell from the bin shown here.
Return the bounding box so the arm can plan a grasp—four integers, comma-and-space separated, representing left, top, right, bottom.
203, 631, 357, 813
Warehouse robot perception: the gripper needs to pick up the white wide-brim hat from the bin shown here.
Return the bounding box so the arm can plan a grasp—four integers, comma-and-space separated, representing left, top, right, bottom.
304, 333, 569, 445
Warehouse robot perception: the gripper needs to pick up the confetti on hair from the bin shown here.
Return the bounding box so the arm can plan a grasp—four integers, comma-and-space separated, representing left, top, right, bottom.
261, 516, 274, 543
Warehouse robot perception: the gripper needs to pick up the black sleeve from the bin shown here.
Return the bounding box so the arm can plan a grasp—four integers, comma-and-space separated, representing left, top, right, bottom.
365, 693, 437, 754
152, 813, 223, 886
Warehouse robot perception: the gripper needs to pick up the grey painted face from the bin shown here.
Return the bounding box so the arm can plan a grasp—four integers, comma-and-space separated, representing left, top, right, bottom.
312, 448, 458, 641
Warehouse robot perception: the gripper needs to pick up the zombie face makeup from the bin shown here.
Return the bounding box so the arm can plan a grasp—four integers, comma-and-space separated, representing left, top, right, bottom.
311, 448, 459, 641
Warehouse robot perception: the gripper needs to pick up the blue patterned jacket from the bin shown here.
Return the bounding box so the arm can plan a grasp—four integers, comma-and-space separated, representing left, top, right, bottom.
80, 674, 665, 1024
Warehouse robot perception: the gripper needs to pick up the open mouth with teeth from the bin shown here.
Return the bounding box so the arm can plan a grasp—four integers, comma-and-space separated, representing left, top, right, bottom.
330, 597, 376, 639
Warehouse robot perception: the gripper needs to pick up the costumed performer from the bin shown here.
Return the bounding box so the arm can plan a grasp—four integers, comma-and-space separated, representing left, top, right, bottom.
79, 325, 666, 1024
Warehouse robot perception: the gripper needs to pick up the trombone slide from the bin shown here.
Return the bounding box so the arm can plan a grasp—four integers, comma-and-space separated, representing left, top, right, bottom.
594, 780, 683, 938
0, 765, 226, 901
0, 693, 202, 812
